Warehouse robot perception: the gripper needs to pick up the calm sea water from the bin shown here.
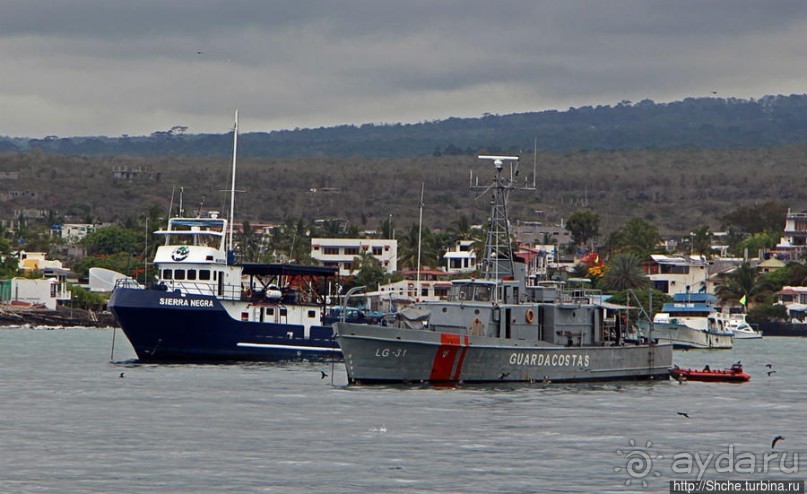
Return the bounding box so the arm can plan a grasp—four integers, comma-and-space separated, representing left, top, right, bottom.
0, 327, 804, 493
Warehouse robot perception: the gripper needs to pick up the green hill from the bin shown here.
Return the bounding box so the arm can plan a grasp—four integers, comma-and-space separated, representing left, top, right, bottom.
3, 95, 807, 158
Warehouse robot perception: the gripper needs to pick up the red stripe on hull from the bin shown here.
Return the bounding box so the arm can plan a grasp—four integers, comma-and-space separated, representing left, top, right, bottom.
429, 333, 469, 382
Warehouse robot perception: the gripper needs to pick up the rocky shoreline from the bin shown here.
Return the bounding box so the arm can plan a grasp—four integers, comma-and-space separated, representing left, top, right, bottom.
0, 306, 118, 328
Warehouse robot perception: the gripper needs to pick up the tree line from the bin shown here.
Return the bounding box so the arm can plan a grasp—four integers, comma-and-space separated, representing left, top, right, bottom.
3, 95, 807, 159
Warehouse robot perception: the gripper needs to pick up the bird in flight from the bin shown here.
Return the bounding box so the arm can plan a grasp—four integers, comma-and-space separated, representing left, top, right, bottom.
677, 411, 690, 419
772, 436, 785, 449
119, 372, 125, 378
320, 371, 328, 379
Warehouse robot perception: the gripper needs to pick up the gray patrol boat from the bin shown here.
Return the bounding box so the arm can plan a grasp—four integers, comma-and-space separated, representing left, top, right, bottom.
334, 155, 672, 384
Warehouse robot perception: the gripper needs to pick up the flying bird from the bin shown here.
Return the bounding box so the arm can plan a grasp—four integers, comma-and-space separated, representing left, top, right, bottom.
677, 411, 690, 419
499, 372, 510, 380
320, 371, 328, 379
765, 364, 773, 368
767, 370, 777, 376
119, 372, 125, 378
772, 435, 785, 449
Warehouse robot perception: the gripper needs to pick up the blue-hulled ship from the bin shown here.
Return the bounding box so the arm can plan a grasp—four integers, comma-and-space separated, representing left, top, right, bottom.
109, 214, 344, 361
109, 111, 346, 362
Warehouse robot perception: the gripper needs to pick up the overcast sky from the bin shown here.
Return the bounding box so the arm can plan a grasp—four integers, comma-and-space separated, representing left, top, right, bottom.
1, 0, 806, 137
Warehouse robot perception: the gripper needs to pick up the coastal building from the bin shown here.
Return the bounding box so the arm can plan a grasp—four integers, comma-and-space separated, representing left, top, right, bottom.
51, 223, 96, 243
775, 209, 807, 261
444, 240, 477, 274
774, 286, 807, 322
512, 221, 574, 247
757, 257, 786, 274
515, 244, 551, 280
369, 269, 452, 311
644, 254, 746, 295
310, 238, 397, 276
0, 278, 72, 310
18, 251, 64, 272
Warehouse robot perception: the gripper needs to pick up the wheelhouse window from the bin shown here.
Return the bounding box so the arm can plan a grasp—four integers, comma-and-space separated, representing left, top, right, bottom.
187, 269, 197, 281
199, 270, 211, 281
174, 269, 185, 280
162, 269, 173, 280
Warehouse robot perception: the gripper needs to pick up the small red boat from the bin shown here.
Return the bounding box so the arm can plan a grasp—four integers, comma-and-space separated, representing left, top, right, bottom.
670, 363, 750, 383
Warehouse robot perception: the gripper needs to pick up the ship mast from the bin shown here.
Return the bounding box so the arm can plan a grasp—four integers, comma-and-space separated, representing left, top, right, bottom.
472, 155, 527, 280
227, 109, 239, 254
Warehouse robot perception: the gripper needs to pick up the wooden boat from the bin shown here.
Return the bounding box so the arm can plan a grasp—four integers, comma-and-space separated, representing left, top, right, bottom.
670, 363, 750, 382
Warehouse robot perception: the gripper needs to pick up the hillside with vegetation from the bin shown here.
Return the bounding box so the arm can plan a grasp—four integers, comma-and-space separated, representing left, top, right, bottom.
2, 95, 807, 158
1, 143, 806, 240
3, 94, 807, 319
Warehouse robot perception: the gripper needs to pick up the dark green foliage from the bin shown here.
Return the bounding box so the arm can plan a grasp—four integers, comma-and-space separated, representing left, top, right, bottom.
606, 288, 671, 316
565, 209, 600, 248
715, 262, 776, 306
689, 225, 714, 258
605, 218, 661, 259
601, 253, 651, 291
747, 303, 788, 324
73, 252, 142, 278
732, 232, 779, 258
721, 201, 789, 235
82, 227, 142, 256
67, 284, 108, 311
0, 237, 20, 278
348, 253, 387, 291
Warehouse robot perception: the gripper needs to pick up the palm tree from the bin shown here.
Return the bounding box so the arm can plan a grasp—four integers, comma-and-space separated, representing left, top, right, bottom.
714, 262, 774, 307
690, 225, 714, 258
237, 220, 261, 262
600, 253, 651, 291
610, 218, 661, 259
397, 223, 441, 270
452, 215, 472, 240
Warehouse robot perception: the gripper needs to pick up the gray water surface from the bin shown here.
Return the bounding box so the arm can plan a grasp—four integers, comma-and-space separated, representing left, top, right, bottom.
1, 327, 803, 493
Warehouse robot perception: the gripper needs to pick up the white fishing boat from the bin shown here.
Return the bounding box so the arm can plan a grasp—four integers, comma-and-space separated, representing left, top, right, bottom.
727, 312, 763, 339
642, 293, 734, 349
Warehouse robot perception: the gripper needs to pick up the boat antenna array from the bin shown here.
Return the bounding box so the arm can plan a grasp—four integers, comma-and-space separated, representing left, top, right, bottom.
471, 155, 529, 280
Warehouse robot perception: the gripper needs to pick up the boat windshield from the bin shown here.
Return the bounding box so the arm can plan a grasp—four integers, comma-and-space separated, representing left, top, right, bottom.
155, 218, 227, 249
449, 281, 495, 302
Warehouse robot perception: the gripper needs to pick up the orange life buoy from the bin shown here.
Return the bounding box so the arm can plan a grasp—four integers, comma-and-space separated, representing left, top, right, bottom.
525, 309, 535, 324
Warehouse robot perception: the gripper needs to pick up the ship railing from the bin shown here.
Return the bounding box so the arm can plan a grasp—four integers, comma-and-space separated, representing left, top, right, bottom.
555, 287, 603, 304
114, 278, 143, 289
131, 279, 242, 300
117, 278, 326, 304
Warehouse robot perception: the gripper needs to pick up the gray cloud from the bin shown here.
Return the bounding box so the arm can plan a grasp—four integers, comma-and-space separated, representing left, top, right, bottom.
1, 0, 806, 137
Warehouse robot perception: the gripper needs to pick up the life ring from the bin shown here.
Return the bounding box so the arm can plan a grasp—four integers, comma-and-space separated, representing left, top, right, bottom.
525, 309, 535, 324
